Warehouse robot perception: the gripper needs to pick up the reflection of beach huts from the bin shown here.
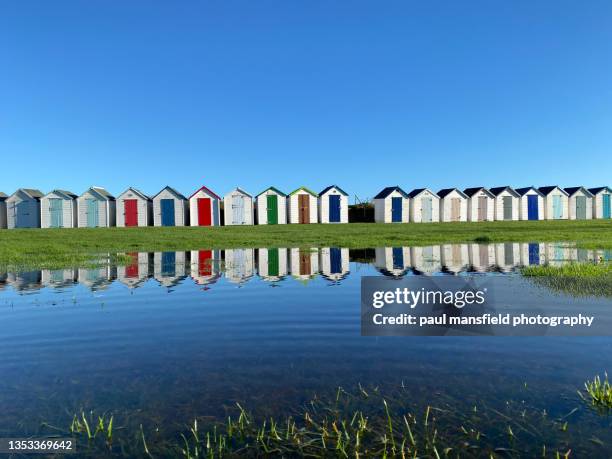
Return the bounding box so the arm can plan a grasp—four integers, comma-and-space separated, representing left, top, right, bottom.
318, 186, 349, 224
117, 252, 151, 288
468, 244, 496, 272
589, 187, 612, 220
154, 251, 187, 288
407, 188, 439, 223
440, 244, 469, 274
224, 188, 254, 226
374, 247, 411, 277
190, 250, 221, 286
40, 190, 78, 228
494, 243, 520, 272
373, 187, 409, 223
519, 243, 544, 266
224, 248, 255, 284
116, 188, 153, 227
257, 248, 288, 281
7, 271, 43, 292
410, 246, 441, 274
42, 269, 77, 288
563, 187, 593, 220
0, 192, 7, 229
77, 187, 116, 228
289, 248, 319, 280
319, 247, 349, 281
152, 186, 189, 227
489, 187, 520, 221
288, 187, 318, 224
543, 243, 571, 267
255, 187, 287, 225
538, 186, 568, 220
515, 187, 545, 221
438, 188, 468, 222
6, 188, 43, 229
189, 185, 221, 227
463, 188, 495, 222
78, 266, 114, 291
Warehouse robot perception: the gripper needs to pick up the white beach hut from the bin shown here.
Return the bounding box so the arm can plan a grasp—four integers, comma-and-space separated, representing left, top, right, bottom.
437, 188, 468, 222
318, 185, 349, 224
42, 269, 77, 288
257, 248, 288, 281
463, 188, 495, 222
223, 188, 254, 226
154, 251, 188, 289
117, 252, 151, 288
288, 187, 318, 224
289, 248, 319, 281
563, 187, 593, 220
489, 187, 520, 221
190, 249, 221, 286
410, 246, 442, 274
538, 186, 569, 220
116, 188, 152, 227
515, 187, 545, 221
374, 247, 411, 277
152, 186, 189, 227
6, 188, 43, 229
255, 187, 287, 225
319, 247, 350, 281
440, 244, 469, 274
468, 244, 496, 272
588, 187, 612, 219
77, 187, 116, 228
494, 243, 520, 272
373, 186, 409, 223
407, 188, 439, 223
189, 185, 221, 227
40, 190, 78, 228
224, 248, 255, 284
0, 192, 7, 229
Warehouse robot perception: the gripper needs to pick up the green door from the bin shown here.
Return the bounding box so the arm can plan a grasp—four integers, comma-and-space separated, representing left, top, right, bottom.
502, 196, 513, 220
603, 194, 611, 219
86, 199, 99, 227
268, 248, 279, 276
266, 195, 278, 224
575, 196, 587, 220
49, 198, 63, 228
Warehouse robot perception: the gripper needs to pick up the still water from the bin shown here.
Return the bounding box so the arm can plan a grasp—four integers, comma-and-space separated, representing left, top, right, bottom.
1, 243, 612, 454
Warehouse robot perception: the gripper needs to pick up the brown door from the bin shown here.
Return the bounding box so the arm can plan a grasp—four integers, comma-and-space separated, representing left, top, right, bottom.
299, 250, 311, 274
478, 196, 487, 221
298, 194, 310, 224
451, 198, 460, 221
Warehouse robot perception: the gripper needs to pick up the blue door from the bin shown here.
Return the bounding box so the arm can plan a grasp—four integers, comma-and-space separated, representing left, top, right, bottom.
161, 251, 176, 276
552, 195, 563, 219
49, 198, 63, 228
86, 199, 99, 227
330, 247, 341, 274
528, 243, 540, 265
160, 199, 175, 226
329, 195, 341, 223
392, 247, 403, 269
391, 197, 402, 222
603, 194, 611, 219
527, 195, 538, 220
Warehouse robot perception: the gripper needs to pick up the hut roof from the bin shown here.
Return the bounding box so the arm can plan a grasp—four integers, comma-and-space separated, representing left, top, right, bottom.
538, 186, 568, 196
189, 185, 221, 200
588, 186, 612, 195
118, 187, 151, 201
563, 187, 593, 197
255, 186, 287, 197
289, 186, 318, 197
20, 188, 44, 199
88, 186, 115, 200
489, 186, 519, 197
437, 188, 467, 199
463, 187, 495, 198
374, 186, 409, 199
152, 186, 187, 200
515, 187, 544, 197
319, 185, 348, 196
407, 188, 436, 198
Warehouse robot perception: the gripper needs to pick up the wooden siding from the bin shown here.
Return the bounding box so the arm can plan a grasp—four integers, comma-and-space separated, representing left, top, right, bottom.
493, 191, 519, 221
318, 188, 348, 224
188, 190, 220, 226
567, 190, 593, 220
223, 190, 254, 226
592, 191, 611, 219
6, 190, 41, 229
116, 190, 152, 227
40, 192, 77, 228
287, 192, 318, 224
77, 190, 116, 228
466, 191, 495, 222
289, 248, 319, 278
439, 191, 467, 222
408, 190, 440, 223
542, 189, 569, 220
257, 247, 288, 280
519, 191, 544, 221
0, 200, 7, 229
256, 190, 287, 225
374, 247, 411, 276
319, 247, 350, 280
373, 190, 409, 223
152, 189, 189, 226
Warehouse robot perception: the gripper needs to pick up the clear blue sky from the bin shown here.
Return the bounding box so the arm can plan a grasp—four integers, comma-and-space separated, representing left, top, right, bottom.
1, 1, 611, 201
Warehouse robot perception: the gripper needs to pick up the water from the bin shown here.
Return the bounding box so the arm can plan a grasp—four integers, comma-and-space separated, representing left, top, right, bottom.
1, 242, 612, 455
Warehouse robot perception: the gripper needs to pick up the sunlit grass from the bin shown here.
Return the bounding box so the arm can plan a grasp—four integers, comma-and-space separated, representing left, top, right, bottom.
522, 262, 612, 297
581, 374, 612, 412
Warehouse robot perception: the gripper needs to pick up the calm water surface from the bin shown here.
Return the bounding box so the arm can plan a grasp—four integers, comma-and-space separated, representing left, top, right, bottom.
1, 243, 612, 454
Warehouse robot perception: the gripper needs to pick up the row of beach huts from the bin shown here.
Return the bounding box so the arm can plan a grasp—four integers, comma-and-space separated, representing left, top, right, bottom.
0, 184, 610, 229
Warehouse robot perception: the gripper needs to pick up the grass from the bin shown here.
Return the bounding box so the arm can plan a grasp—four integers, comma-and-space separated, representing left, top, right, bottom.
1, 219, 611, 270
580, 374, 612, 413
522, 262, 612, 297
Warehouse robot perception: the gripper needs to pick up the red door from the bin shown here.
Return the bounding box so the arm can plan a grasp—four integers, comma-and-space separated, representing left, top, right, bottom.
197, 198, 212, 226
125, 252, 139, 277
198, 250, 212, 276
124, 199, 138, 227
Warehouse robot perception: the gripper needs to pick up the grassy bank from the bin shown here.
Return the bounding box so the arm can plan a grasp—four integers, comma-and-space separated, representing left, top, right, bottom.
1, 219, 611, 270
522, 262, 612, 297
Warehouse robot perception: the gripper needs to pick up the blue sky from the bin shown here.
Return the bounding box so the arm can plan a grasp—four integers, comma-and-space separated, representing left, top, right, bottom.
1, 1, 611, 201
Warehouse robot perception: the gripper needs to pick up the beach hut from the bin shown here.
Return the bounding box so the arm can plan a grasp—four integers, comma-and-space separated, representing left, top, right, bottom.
437, 188, 468, 222
538, 186, 569, 220
289, 248, 319, 281
318, 186, 349, 224
288, 187, 318, 224
190, 249, 221, 286
257, 248, 288, 281
41, 269, 77, 288
374, 247, 411, 277
116, 188, 152, 227
6, 188, 43, 229
588, 187, 612, 219
563, 187, 593, 220
154, 251, 188, 289
407, 188, 439, 223
515, 187, 545, 221
520, 242, 544, 266
224, 248, 255, 284
373, 186, 409, 223
77, 187, 116, 228
319, 247, 350, 281
489, 187, 520, 221
189, 185, 221, 227
40, 190, 78, 228
152, 186, 189, 227
440, 244, 469, 274
117, 252, 151, 288
411, 246, 442, 274
0, 192, 7, 229
494, 243, 520, 272
463, 188, 495, 222
468, 243, 496, 272
78, 265, 115, 291
223, 188, 254, 226
255, 187, 287, 225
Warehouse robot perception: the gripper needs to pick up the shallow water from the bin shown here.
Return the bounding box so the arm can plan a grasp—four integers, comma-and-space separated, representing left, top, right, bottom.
1, 242, 612, 454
